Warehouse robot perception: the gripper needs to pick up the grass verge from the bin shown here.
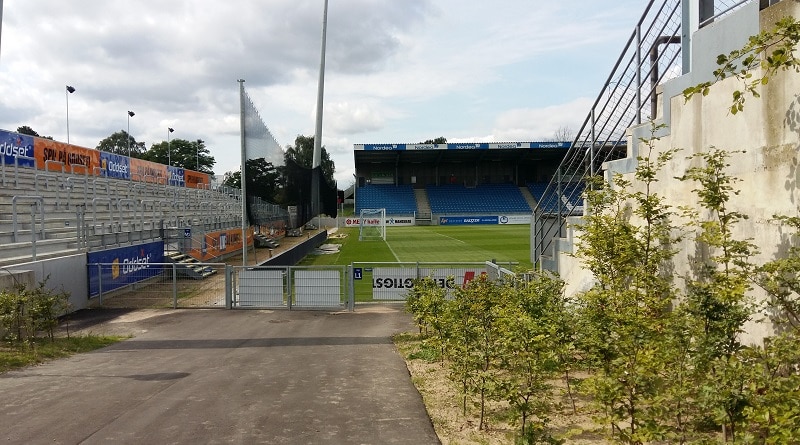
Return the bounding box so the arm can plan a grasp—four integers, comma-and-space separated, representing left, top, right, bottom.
0, 335, 126, 373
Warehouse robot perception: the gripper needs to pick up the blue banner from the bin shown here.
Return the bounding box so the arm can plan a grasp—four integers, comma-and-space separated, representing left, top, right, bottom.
99, 152, 131, 179
0, 130, 35, 168
87, 241, 164, 297
438, 216, 499, 225
168, 166, 185, 186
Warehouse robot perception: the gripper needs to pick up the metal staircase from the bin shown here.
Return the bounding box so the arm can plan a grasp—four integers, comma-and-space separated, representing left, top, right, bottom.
532, 0, 759, 271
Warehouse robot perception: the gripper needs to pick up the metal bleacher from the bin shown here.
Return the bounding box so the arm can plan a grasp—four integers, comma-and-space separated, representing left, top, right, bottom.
0, 161, 244, 268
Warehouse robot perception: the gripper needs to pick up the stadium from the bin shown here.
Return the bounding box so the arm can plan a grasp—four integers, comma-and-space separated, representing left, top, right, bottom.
0, 0, 796, 330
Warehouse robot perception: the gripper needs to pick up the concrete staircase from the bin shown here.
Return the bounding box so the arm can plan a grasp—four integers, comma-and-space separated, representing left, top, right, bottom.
164, 251, 217, 280
519, 186, 538, 211
414, 188, 432, 222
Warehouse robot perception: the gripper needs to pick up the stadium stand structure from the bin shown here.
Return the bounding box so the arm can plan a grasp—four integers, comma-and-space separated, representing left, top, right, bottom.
0, 163, 264, 268
355, 184, 417, 215
426, 183, 531, 214
527, 182, 584, 215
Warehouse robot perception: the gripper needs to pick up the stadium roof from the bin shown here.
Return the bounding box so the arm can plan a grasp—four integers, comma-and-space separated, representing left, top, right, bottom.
353, 142, 575, 165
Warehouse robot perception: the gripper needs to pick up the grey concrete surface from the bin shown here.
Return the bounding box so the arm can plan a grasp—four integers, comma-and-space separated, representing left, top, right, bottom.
0, 306, 440, 445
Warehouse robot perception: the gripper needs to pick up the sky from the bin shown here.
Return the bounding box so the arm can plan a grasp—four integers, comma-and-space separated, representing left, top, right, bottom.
0, 0, 646, 188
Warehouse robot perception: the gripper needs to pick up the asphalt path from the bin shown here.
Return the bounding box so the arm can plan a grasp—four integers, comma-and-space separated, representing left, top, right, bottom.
0, 306, 440, 445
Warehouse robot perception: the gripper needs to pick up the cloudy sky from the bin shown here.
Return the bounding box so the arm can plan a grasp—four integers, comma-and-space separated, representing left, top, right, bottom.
0, 0, 646, 187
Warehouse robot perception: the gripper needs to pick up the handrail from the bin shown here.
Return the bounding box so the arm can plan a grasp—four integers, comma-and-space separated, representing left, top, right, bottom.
11, 195, 44, 244
91, 197, 112, 232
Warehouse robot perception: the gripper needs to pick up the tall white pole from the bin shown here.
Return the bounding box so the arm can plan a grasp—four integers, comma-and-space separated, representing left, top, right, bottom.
311, 0, 329, 219
238, 79, 248, 266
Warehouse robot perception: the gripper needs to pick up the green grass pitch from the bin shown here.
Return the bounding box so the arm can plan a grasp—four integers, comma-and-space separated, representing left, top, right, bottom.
300, 224, 532, 269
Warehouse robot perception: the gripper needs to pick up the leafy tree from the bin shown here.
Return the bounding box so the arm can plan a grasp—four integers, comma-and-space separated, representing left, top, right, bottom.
421, 137, 447, 144
574, 127, 683, 443
222, 158, 281, 204
16, 126, 53, 140
683, 16, 800, 113
283, 135, 335, 184
16, 126, 40, 137
145, 138, 215, 172
96, 130, 146, 157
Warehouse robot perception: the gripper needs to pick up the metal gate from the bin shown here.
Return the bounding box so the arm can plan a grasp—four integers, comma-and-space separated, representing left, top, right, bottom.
233, 265, 352, 310
88, 261, 516, 311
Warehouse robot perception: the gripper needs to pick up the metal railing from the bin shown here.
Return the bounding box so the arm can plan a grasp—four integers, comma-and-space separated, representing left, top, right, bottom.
532, 0, 764, 270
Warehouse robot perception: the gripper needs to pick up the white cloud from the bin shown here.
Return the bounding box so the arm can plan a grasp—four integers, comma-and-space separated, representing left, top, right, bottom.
0, 0, 646, 188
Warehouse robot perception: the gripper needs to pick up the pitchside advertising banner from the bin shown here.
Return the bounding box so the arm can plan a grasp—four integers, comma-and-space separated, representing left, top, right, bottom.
344, 216, 416, 227
371, 267, 487, 300
0, 129, 35, 167
438, 215, 531, 225
354, 142, 570, 151
0, 128, 210, 187
87, 240, 164, 297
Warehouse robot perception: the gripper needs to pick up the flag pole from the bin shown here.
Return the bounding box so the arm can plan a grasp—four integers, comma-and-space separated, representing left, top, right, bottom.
238, 79, 248, 266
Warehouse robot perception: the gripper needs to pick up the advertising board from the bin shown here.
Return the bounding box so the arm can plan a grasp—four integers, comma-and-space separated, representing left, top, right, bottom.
87, 240, 164, 297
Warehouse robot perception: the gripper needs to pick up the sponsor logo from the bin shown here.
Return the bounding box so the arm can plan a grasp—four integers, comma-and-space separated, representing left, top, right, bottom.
122, 254, 152, 274
0, 139, 33, 157
107, 160, 128, 174
373, 277, 456, 290
464, 218, 480, 223
499, 216, 509, 224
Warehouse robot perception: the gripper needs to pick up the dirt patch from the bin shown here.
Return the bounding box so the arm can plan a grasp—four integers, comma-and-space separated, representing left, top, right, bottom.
396, 335, 610, 445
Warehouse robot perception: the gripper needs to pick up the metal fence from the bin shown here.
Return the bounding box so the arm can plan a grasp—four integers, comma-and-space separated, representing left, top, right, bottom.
88, 263, 229, 309
89, 261, 520, 310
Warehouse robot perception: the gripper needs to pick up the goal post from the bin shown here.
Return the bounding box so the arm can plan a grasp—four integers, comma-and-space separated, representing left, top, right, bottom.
359, 208, 386, 241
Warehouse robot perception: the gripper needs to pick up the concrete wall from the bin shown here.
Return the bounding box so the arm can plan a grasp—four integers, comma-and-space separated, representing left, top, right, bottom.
6, 254, 89, 311
558, 1, 800, 344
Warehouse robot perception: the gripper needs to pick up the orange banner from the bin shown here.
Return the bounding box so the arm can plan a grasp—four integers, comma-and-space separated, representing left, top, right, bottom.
129, 158, 167, 183
187, 227, 253, 261
34, 138, 100, 174
185, 170, 210, 188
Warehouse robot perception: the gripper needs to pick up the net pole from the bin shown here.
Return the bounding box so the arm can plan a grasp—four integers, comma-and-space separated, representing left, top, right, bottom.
238, 79, 248, 266
311, 0, 329, 219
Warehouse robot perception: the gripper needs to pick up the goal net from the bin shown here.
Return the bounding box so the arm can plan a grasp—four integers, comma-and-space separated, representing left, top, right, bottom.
359, 208, 386, 241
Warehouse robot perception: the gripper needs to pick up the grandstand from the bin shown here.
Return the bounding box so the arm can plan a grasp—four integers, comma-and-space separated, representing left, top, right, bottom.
350, 142, 596, 227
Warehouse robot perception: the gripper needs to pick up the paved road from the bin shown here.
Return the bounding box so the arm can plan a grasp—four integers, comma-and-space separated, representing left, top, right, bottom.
0, 306, 440, 445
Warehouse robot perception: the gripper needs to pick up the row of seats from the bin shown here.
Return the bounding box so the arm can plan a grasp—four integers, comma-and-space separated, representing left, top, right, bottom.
355, 184, 417, 215
355, 183, 533, 215
426, 183, 531, 214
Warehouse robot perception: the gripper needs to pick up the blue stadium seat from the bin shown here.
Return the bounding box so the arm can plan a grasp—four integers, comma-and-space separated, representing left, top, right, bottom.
355, 184, 417, 215
426, 183, 531, 214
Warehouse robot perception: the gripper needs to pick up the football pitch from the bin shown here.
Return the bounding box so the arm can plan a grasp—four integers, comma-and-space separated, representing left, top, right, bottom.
300, 224, 532, 269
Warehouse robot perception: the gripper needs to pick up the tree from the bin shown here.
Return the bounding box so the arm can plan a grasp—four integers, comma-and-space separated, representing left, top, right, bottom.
144, 138, 215, 172
421, 137, 447, 144
683, 16, 800, 113
16, 126, 53, 140
283, 135, 335, 184
96, 130, 146, 157
222, 158, 280, 204
16, 126, 40, 137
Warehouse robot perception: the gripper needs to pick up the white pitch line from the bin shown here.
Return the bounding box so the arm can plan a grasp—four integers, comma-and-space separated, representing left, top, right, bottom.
385, 239, 401, 262
432, 231, 467, 244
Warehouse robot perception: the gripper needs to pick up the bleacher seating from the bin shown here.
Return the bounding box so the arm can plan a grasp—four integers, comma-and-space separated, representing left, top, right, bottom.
0, 165, 248, 267
426, 183, 531, 214
355, 184, 417, 215
527, 181, 584, 214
